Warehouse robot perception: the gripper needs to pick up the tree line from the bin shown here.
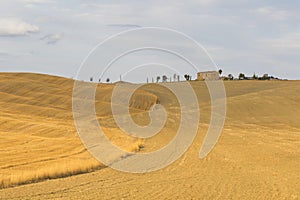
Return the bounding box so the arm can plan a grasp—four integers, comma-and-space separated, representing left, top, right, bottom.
88, 69, 281, 83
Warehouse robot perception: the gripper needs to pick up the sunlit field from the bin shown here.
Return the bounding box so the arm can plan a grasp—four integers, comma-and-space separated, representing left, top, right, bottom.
0, 73, 299, 199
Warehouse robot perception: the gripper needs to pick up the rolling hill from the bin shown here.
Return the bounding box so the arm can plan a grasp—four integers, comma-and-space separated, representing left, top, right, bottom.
0, 73, 299, 199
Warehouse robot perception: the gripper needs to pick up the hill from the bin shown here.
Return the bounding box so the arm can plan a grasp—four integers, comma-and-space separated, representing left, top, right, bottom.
0, 73, 299, 199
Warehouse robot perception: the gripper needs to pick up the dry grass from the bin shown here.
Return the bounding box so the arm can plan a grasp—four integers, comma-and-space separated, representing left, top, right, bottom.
0, 73, 299, 199
0, 73, 147, 189
0, 160, 101, 188
0, 135, 144, 189
130, 139, 145, 152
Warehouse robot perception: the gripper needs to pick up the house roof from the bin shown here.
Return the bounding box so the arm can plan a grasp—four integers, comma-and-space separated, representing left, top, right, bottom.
197, 71, 218, 74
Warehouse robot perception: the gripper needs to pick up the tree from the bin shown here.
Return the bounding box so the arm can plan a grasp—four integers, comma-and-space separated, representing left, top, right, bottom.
156, 76, 161, 83
184, 74, 188, 80
262, 74, 269, 80
90, 77, 93, 82
106, 78, 110, 83
173, 74, 177, 82
238, 73, 245, 80
228, 74, 234, 80
218, 69, 223, 76
162, 75, 168, 82
184, 74, 190, 81
253, 73, 258, 80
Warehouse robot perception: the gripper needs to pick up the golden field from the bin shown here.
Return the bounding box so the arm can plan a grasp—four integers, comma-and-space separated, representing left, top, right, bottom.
0, 73, 299, 199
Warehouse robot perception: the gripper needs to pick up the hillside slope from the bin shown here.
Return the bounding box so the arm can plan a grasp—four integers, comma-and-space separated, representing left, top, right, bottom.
0, 73, 156, 188
0, 73, 299, 199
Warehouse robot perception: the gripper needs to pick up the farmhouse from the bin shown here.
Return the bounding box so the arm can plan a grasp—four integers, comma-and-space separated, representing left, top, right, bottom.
197, 71, 220, 81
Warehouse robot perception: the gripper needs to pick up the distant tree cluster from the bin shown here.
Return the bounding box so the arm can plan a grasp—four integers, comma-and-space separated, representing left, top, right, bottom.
88, 69, 282, 84
150, 73, 180, 83
221, 72, 280, 81
217, 68, 282, 81
89, 77, 111, 83
238, 73, 245, 80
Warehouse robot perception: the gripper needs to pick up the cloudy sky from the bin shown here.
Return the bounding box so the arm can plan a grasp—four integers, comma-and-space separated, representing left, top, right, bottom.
0, 0, 299, 81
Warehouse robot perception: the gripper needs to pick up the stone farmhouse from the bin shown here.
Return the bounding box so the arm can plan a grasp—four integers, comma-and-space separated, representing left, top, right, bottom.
197, 71, 220, 81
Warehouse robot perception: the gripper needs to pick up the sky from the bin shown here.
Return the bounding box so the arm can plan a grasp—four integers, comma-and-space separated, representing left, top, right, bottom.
0, 0, 299, 82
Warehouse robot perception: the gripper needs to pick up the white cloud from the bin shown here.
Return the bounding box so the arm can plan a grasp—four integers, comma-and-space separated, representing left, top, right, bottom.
259, 32, 300, 53
106, 24, 142, 28
40, 33, 63, 44
22, 0, 55, 4
0, 18, 39, 36
21, 0, 56, 8
255, 7, 290, 21
190, 0, 219, 6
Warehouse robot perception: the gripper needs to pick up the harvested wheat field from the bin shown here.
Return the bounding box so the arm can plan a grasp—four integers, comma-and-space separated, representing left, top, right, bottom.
0, 73, 299, 199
